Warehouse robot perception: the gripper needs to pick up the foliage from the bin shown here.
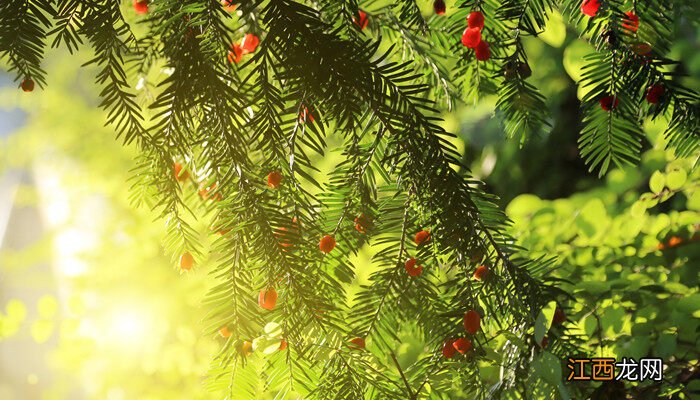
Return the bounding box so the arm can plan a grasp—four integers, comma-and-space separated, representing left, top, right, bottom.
508, 149, 700, 398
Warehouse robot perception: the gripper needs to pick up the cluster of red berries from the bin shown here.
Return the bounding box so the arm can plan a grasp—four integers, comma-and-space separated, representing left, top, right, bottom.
581, 0, 641, 32
402, 229, 431, 277
599, 83, 664, 111
461, 11, 490, 61
442, 309, 481, 358
228, 34, 260, 64
440, 264, 492, 358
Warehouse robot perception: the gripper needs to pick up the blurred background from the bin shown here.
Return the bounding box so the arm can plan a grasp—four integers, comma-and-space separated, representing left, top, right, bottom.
0, 3, 698, 400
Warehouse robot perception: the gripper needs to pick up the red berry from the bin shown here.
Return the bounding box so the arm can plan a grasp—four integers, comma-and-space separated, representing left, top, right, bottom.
581, 0, 600, 17
463, 310, 481, 334
213, 225, 230, 235
258, 287, 278, 310
319, 235, 336, 254
20, 78, 34, 92
461, 27, 481, 48
133, 0, 149, 14
241, 340, 253, 356
473, 265, 489, 281
279, 339, 288, 351
553, 307, 566, 325
622, 11, 639, 32
219, 326, 232, 337
221, 0, 237, 12
632, 42, 652, 55
349, 337, 366, 349
645, 84, 664, 104
467, 11, 485, 30
433, 0, 446, 15
228, 43, 243, 64
667, 236, 682, 247
353, 10, 369, 30
404, 258, 423, 277
174, 162, 189, 182
274, 227, 293, 248
474, 40, 491, 61
299, 105, 316, 124
354, 214, 371, 234
452, 337, 472, 354
199, 182, 222, 201
267, 171, 282, 188
414, 230, 431, 245
240, 33, 259, 54
599, 95, 619, 111
180, 252, 194, 271
442, 339, 457, 358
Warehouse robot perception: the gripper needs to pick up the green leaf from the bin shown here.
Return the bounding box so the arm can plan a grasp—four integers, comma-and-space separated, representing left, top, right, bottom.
677, 294, 700, 315
630, 200, 647, 217
655, 333, 677, 359
666, 169, 687, 190
535, 301, 557, 345
575, 199, 608, 238
532, 351, 562, 386
649, 171, 665, 193
539, 11, 566, 48
557, 382, 571, 400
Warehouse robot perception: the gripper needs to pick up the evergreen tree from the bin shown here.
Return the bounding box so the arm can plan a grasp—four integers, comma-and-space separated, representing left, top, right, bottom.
1, 0, 697, 398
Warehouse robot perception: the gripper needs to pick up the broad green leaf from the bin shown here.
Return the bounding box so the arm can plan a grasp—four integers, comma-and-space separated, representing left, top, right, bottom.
539, 12, 566, 48
655, 333, 677, 359
557, 382, 571, 400
535, 301, 557, 345
666, 169, 687, 190
649, 171, 665, 193
677, 294, 700, 314
563, 40, 595, 83
575, 199, 608, 238
532, 351, 562, 386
